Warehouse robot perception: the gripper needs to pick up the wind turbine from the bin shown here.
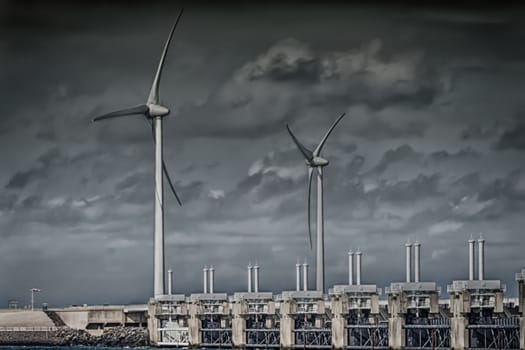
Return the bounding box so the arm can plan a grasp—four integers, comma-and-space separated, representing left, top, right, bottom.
286, 113, 346, 293
91, 9, 184, 298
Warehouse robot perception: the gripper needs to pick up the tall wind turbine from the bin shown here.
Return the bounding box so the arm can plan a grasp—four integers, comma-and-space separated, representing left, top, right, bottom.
91, 9, 184, 298
286, 113, 346, 293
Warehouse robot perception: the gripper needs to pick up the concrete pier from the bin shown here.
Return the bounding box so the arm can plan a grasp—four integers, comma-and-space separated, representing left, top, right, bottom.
517, 268, 525, 350
386, 282, 440, 349
448, 279, 506, 350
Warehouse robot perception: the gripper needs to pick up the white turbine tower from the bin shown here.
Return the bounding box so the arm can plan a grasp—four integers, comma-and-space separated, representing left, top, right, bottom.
91, 9, 184, 298
286, 113, 346, 293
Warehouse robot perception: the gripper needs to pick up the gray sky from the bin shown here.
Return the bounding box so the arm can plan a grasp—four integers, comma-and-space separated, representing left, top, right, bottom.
1, 1, 525, 307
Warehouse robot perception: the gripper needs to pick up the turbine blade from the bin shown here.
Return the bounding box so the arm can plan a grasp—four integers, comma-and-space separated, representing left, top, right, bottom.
148, 120, 183, 206
307, 166, 313, 250
91, 105, 148, 122
163, 160, 183, 206
313, 112, 346, 156
147, 8, 184, 105
286, 124, 313, 161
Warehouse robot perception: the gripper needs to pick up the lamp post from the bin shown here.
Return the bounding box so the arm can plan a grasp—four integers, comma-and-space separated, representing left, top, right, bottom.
30, 288, 41, 311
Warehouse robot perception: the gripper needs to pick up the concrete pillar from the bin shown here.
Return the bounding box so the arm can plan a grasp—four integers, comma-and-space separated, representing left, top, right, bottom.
468, 238, 475, 280
348, 251, 353, 285
406, 241, 412, 283
388, 294, 405, 349
331, 296, 348, 350
520, 317, 525, 350
517, 271, 525, 350
280, 300, 295, 349
188, 303, 202, 347
478, 237, 485, 280
370, 294, 379, 314
147, 301, 160, 345
495, 291, 504, 313
430, 292, 439, 314
303, 262, 309, 291
451, 316, 468, 350
388, 316, 405, 350
450, 292, 469, 350
266, 301, 276, 328
232, 302, 246, 348
414, 241, 421, 283
519, 273, 525, 316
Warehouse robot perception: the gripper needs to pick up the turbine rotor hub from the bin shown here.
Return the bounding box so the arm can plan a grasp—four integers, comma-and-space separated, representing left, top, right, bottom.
147, 104, 170, 118
309, 156, 329, 167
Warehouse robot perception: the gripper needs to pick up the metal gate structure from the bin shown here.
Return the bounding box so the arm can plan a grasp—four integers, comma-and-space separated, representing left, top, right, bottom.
347, 322, 388, 349
201, 315, 232, 347
467, 317, 520, 349
246, 314, 280, 348
293, 315, 332, 348
404, 318, 450, 350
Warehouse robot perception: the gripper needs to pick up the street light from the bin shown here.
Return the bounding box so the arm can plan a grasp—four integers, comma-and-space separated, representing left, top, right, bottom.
30, 288, 41, 311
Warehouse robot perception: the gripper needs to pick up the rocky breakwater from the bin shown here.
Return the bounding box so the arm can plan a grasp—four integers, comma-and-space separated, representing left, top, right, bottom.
0, 326, 149, 346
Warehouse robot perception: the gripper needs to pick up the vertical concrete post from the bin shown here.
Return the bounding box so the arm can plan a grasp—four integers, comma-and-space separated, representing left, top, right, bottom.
147, 301, 160, 345
331, 296, 348, 350
516, 269, 525, 349
280, 299, 295, 349
188, 303, 202, 348
232, 301, 246, 348
450, 291, 469, 350
388, 293, 405, 350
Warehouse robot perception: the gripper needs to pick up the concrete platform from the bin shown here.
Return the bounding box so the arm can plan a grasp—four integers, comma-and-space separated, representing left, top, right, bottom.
0, 311, 55, 327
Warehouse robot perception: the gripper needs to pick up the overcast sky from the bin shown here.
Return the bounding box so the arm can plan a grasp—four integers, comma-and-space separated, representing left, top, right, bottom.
1, 1, 525, 307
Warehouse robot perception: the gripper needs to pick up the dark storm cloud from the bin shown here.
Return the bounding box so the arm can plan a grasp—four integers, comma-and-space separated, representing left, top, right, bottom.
2, 2, 525, 305
460, 122, 502, 141
375, 174, 441, 202
369, 144, 422, 174
0, 193, 17, 211
20, 195, 42, 209
428, 147, 480, 162
4, 148, 64, 189
495, 123, 525, 150
5, 169, 42, 189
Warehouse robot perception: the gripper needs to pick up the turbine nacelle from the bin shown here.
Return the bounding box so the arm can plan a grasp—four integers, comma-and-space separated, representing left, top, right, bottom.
147, 104, 170, 118
307, 157, 329, 167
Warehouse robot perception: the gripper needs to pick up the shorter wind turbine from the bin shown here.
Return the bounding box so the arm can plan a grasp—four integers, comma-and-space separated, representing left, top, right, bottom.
91, 9, 184, 297
286, 113, 346, 293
